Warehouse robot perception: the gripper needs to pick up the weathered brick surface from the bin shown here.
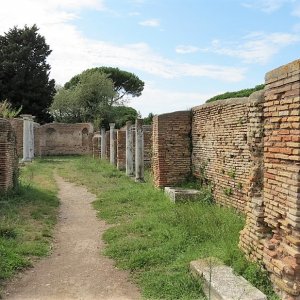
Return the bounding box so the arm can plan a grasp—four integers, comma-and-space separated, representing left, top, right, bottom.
0, 118, 18, 192
192, 97, 253, 212
92, 132, 101, 159
38, 123, 94, 156
117, 130, 126, 170
152, 111, 192, 187
262, 60, 300, 299
9, 118, 23, 157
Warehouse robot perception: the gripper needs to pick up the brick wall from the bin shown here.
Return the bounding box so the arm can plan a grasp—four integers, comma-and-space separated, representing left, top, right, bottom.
9, 118, 23, 157
143, 125, 152, 167
92, 132, 101, 159
263, 60, 300, 298
38, 123, 94, 156
192, 96, 258, 212
152, 111, 192, 187
0, 118, 18, 192
117, 130, 126, 170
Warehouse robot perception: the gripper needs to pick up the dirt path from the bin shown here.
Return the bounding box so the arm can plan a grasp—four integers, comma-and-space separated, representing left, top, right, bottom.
3, 176, 141, 300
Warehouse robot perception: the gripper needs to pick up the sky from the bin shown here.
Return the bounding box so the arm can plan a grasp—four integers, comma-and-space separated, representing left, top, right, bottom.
1, 0, 300, 117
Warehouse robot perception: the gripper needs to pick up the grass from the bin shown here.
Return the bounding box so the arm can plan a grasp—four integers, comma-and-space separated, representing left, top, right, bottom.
0, 159, 59, 293
56, 156, 279, 300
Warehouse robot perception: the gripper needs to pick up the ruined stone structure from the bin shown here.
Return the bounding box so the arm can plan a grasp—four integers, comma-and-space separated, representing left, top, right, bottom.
92, 132, 101, 158
117, 129, 126, 170
0, 118, 18, 192
152, 111, 192, 187
9, 118, 23, 157
38, 123, 93, 156
152, 59, 300, 299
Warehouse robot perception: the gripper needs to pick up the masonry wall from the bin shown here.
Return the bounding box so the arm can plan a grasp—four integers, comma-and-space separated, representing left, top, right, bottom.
92, 132, 101, 159
117, 130, 126, 170
38, 123, 94, 156
263, 60, 300, 299
192, 97, 257, 212
0, 118, 18, 192
152, 111, 192, 187
9, 118, 23, 157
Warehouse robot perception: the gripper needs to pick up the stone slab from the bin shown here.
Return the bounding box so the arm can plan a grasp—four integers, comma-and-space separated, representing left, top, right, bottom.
190, 258, 267, 300
165, 187, 201, 203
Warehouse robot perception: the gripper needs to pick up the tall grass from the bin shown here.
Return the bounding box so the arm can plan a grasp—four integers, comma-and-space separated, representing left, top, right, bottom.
57, 156, 278, 299
0, 159, 59, 291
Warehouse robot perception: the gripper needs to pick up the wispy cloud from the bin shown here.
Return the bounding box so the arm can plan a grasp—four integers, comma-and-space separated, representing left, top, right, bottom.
0, 0, 245, 84
203, 31, 300, 64
175, 45, 199, 54
139, 19, 160, 27
129, 83, 220, 117
242, 0, 293, 13
128, 11, 140, 16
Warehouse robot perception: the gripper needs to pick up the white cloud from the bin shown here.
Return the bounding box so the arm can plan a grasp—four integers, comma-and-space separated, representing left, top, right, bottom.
139, 19, 160, 27
204, 32, 300, 64
129, 83, 220, 117
175, 45, 199, 54
242, 0, 293, 13
0, 0, 245, 85
129, 11, 140, 16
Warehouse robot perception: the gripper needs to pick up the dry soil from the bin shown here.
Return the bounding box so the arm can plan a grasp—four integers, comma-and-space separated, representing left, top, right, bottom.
3, 175, 141, 300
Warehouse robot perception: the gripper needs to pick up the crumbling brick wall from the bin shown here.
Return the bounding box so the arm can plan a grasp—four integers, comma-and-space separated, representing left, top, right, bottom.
152, 111, 192, 187
38, 123, 94, 156
240, 60, 300, 299
117, 130, 126, 170
192, 96, 257, 212
9, 118, 23, 157
0, 118, 18, 192
92, 132, 101, 159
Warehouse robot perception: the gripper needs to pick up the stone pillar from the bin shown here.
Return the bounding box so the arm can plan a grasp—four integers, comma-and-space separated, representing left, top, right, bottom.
109, 123, 116, 165
126, 121, 134, 176
29, 118, 35, 160
135, 119, 144, 182
100, 127, 106, 159
21, 114, 33, 162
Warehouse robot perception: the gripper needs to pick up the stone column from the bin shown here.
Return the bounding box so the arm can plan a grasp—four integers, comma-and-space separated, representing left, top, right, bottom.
21, 114, 33, 162
135, 119, 144, 182
100, 127, 106, 159
29, 118, 35, 160
126, 121, 134, 176
109, 123, 116, 165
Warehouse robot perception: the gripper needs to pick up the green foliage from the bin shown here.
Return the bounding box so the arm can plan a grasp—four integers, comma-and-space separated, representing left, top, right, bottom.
50, 72, 115, 126
0, 159, 58, 286
0, 25, 55, 123
0, 100, 22, 118
108, 106, 139, 129
143, 112, 154, 125
224, 187, 233, 196
206, 84, 265, 103
64, 67, 144, 102
57, 156, 277, 299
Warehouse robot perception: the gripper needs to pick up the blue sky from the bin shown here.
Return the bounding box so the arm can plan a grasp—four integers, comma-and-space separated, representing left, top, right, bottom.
1, 0, 300, 116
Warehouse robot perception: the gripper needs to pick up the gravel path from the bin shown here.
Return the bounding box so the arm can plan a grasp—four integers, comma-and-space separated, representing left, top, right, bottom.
3, 175, 141, 300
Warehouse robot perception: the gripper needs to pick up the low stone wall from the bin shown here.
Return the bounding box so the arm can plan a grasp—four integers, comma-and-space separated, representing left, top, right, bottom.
38, 123, 94, 156
0, 118, 18, 192
152, 111, 192, 187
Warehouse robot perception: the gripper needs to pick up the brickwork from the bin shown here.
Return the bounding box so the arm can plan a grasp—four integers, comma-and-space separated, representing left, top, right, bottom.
0, 118, 18, 192
117, 130, 126, 170
152, 111, 192, 187
92, 132, 101, 159
263, 60, 300, 299
143, 125, 152, 167
38, 123, 94, 156
105, 131, 110, 160
9, 118, 23, 157
192, 97, 253, 212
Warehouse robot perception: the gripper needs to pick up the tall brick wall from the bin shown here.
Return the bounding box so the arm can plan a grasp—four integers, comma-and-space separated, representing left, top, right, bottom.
0, 118, 18, 192
9, 118, 23, 157
152, 111, 192, 187
92, 132, 101, 159
192, 96, 259, 212
117, 130, 126, 170
38, 123, 94, 156
263, 60, 300, 298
